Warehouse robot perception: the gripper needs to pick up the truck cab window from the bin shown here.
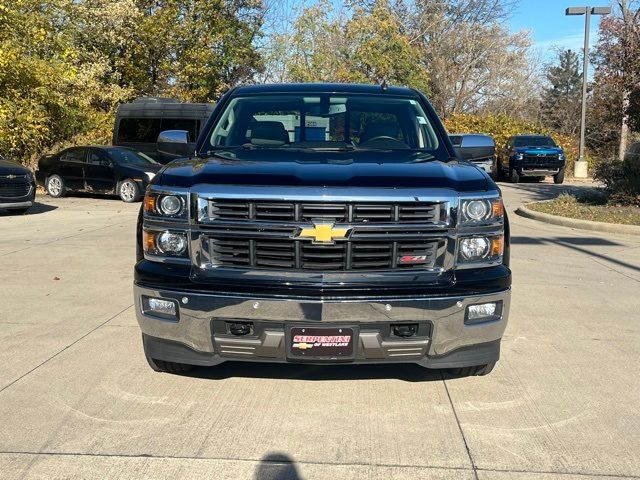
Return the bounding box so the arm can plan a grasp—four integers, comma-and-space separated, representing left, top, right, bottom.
208, 94, 440, 153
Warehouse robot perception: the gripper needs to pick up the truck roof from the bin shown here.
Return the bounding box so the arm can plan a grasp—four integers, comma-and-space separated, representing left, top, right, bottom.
233, 83, 418, 96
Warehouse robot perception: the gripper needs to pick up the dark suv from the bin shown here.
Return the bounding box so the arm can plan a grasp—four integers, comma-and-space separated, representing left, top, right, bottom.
498, 135, 566, 184
0, 154, 36, 214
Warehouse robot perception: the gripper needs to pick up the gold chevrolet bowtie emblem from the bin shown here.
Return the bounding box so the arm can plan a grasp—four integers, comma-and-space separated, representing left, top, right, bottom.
297, 223, 350, 244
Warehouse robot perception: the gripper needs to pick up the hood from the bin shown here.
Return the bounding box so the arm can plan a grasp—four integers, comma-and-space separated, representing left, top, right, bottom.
514, 146, 563, 155
120, 162, 163, 174
157, 150, 489, 192
0, 158, 31, 175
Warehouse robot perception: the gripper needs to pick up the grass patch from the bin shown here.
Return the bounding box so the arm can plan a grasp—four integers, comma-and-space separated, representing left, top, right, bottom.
526, 192, 640, 226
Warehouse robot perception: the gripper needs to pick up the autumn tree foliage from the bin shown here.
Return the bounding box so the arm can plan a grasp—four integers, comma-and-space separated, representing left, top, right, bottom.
0, 0, 264, 164
590, 1, 640, 159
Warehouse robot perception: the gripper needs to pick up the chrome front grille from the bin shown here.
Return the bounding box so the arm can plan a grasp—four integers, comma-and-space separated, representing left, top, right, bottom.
209, 199, 442, 224
195, 191, 452, 273
208, 237, 441, 271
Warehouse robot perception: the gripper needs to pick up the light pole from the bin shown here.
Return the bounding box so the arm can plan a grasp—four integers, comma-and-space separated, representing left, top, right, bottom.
565, 6, 611, 178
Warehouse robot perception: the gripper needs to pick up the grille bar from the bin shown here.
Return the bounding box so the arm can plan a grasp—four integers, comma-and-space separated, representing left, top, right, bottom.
206, 199, 442, 224
208, 237, 439, 271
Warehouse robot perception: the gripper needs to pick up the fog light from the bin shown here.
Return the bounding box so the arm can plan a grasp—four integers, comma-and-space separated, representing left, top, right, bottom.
459, 237, 490, 260
157, 231, 187, 255
147, 298, 176, 316
467, 302, 497, 320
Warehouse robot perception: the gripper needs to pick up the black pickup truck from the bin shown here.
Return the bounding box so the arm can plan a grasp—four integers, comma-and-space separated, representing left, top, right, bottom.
134, 83, 511, 377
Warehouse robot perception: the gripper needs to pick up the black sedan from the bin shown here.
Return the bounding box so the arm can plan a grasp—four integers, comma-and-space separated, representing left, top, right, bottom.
37, 146, 162, 202
0, 155, 36, 214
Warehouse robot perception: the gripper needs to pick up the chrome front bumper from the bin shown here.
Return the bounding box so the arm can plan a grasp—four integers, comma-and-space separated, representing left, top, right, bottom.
518, 168, 560, 176
134, 284, 510, 367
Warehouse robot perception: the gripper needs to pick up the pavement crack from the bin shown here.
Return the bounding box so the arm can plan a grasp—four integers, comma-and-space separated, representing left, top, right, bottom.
441, 372, 479, 480
2, 451, 636, 478
590, 256, 640, 283
0, 450, 473, 472
0, 304, 133, 395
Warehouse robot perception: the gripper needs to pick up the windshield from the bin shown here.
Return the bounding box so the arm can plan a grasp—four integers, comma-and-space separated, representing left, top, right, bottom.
205, 94, 442, 154
107, 148, 159, 166
514, 136, 556, 148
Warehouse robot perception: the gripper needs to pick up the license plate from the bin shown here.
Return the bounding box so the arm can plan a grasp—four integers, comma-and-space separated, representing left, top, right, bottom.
288, 326, 357, 360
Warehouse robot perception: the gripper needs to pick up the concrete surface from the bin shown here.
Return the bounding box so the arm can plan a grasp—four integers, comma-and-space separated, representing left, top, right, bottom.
0, 182, 639, 480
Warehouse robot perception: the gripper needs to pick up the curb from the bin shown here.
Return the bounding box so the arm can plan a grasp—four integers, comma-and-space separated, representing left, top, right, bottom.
516, 203, 640, 235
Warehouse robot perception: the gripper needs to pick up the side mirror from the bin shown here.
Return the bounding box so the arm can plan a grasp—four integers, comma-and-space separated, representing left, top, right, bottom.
451, 134, 495, 162
157, 130, 196, 159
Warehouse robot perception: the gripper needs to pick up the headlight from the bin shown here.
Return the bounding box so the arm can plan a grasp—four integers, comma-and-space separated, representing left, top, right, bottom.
160, 195, 183, 215
514, 153, 523, 160
457, 235, 504, 265
143, 229, 188, 257
459, 198, 503, 224
146, 171, 156, 180
144, 192, 187, 219
558, 153, 565, 160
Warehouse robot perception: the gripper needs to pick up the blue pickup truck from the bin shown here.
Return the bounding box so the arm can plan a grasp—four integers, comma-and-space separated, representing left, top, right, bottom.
498, 135, 566, 184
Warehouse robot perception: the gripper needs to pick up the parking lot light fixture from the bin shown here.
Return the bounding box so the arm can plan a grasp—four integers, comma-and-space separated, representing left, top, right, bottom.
565, 6, 612, 178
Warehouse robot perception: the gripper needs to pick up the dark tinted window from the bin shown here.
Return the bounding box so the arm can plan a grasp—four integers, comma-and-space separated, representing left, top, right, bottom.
60, 148, 86, 163
209, 94, 440, 152
88, 149, 111, 166
160, 118, 199, 140
107, 148, 159, 166
513, 136, 556, 147
117, 118, 162, 143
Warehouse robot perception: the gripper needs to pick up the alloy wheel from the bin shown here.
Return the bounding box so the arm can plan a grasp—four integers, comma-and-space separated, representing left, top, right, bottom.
120, 181, 136, 202
48, 177, 61, 196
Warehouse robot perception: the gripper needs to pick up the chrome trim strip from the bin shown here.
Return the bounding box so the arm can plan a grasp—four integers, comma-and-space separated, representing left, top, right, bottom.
0, 200, 34, 208
192, 185, 465, 202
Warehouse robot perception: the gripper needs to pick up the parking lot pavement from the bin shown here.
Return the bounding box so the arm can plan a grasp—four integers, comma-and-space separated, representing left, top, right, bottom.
1, 184, 639, 480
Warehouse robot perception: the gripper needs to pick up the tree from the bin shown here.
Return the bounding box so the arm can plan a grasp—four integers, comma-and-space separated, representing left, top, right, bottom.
0, 0, 266, 165
541, 49, 583, 135
271, 0, 430, 90
591, 1, 640, 159
404, 0, 538, 119
0, 0, 129, 164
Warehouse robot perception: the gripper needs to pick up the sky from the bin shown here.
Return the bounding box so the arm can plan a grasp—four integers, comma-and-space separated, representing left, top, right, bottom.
509, 0, 611, 65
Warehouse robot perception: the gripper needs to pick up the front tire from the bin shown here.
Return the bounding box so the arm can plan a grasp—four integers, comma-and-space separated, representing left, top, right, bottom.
119, 179, 141, 203
46, 174, 66, 198
554, 167, 565, 184
509, 168, 520, 184
448, 363, 495, 377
